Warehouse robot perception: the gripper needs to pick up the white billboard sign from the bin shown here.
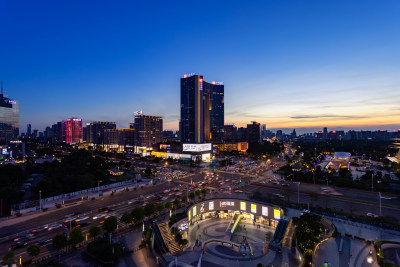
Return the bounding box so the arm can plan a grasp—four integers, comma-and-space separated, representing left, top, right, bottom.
183, 143, 212, 152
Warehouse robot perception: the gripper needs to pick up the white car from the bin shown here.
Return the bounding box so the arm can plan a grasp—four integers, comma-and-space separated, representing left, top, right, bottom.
93, 214, 107, 220
366, 213, 378, 218
48, 224, 62, 231
75, 216, 89, 222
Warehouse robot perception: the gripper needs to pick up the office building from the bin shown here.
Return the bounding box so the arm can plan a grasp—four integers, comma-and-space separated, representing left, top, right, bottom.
26, 124, 31, 137
247, 121, 260, 144
237, 127, 247, 142
0, 85, 19, 144
84, 121, 116, 144
65, 118, 82, 144
223, 124, 237, 142
180, 73, 224, 144
134, 114, 162, 148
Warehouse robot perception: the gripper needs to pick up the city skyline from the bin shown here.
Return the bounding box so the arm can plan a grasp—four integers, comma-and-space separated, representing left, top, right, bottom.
1, 1, 400, 132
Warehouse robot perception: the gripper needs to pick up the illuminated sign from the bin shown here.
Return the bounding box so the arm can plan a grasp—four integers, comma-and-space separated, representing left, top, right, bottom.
193, 207, 197, 217
240, 202, 246, 211
183, 143, 212, 152
262, 206, 268, 217
215, 82, 223, 85
183, 73, 195, 78
134, 110, 143, 116
7, 99, 16, 104
220, 201, 234, 208
251, 204, 257, 213
200, 203, 205, 213
209, 201, 214, 211
1, 148, 6, 155
274, 209, 281, 219
188, 210, 191, 220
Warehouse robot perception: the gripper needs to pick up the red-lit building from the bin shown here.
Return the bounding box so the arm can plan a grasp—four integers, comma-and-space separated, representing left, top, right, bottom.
65, 118, 82, 144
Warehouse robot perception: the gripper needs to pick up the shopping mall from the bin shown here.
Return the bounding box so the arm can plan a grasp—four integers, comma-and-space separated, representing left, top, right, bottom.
187, 198, 284, 228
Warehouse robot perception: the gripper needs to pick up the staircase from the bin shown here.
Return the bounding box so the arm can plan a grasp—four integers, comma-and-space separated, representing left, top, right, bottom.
157, 221, 181, 254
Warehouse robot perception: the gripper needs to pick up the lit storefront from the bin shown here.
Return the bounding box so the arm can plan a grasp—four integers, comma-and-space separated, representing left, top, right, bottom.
187, 198, 283, 228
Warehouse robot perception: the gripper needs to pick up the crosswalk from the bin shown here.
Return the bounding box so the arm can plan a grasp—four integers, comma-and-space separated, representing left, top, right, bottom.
158, 221, 181, 254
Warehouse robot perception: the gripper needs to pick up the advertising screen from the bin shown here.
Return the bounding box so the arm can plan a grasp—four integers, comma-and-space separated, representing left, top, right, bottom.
209, 201, 214, 211
188, 210, 191, 220
262, 206, 268, 217
193, 206, 197, 217
183, 143, 212, 152
240, 202, 246, 211
274, 209, 281, 219
251, 204, 257, 213
1, 148, 6, 155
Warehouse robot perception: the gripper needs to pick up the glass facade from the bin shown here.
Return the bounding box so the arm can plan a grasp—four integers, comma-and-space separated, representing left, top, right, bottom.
0, 94, 19, 145
180, 74, 224, 144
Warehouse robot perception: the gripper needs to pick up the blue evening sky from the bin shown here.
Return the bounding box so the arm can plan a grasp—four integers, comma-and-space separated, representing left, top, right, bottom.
1, 0, 399, 134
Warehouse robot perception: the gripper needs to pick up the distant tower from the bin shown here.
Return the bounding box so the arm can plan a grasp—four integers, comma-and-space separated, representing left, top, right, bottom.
291, 129, 297, 138
323, 127, 328, 139
27, 124, 32, 136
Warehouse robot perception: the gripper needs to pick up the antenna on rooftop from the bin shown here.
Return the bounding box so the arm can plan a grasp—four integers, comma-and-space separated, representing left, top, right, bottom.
1, 81, 3, 95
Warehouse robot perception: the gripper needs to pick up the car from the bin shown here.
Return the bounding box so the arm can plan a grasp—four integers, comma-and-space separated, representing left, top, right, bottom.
63, 216, 77, 223
93, 213, 107, 220
35, 238, 52, 246
14, 234, 34, 242
48, 224, 62, 231
128, 199, 139, 204
75, 221, 90, 228
9, 242, 27, 250
281, 183, 289, 187
98, 207, 110, 212
75, 216, 89, 222
366, 213, 379, 218
31, 225, 48, 233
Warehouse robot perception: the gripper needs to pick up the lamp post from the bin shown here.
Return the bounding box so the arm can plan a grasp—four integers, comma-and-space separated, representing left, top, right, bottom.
297, 182, 300, 204
372, 174, 374, 192
98, 180, 102, 196
379, 192, 382, 217
39, 190, 42, 212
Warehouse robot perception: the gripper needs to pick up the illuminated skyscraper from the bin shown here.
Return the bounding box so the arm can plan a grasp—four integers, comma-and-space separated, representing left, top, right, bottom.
134, 114, 162, 148
180, 74, 224, 144
0, 84, 19, 144
65, 118, 82, 144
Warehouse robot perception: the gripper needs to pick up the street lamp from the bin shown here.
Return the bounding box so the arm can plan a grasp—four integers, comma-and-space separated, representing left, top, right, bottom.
297, 182, 300, 204
39, 190, 42, 212
372, 173, 374, 192
98, 180, 102, 196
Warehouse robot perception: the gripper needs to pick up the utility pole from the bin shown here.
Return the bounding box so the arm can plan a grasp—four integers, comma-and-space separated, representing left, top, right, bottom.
379, 192, 382, 217
297, 182, 300, 204
372, 173, 374, 192
39, 190, 42, 212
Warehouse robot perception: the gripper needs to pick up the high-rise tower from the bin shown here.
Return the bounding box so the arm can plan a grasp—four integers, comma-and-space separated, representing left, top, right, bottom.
0, 83, 19, 144
180, 74, 224, 144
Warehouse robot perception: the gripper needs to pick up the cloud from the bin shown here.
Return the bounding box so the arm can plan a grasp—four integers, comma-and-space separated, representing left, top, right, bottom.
290, 114, 369, 119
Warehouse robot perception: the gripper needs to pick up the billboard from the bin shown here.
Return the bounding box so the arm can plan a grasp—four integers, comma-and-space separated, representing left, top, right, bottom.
274, 209, 281, 219
209, 201, 214, 211
1, 148, 6, 155
183, 143, 212, 152
262, 206, 268, 216
251, 204, 257, 213
240, 202, 246, 211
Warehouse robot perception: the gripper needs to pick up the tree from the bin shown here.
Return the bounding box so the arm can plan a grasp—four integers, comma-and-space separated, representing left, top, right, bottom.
189, 192, 195, 201
201, 188, 207, 198
102, 216, 118, 234
132, 206, 145, 223
173, 198, 181, 208
195, 190, 201, 199
181, 195, 187, 203
52, 233, 67, 251
144, 203, 156, 217
89, 226, 101, 240
27, 244, 41, 258
2, 251, 15, 265
121, 211, 133, 225
69, 228, 84, 248
165, 202, 172, 210
156, 202, 164, 214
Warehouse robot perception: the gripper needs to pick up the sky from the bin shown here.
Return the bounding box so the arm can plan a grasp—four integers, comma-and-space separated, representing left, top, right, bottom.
1, 0, 400, 134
